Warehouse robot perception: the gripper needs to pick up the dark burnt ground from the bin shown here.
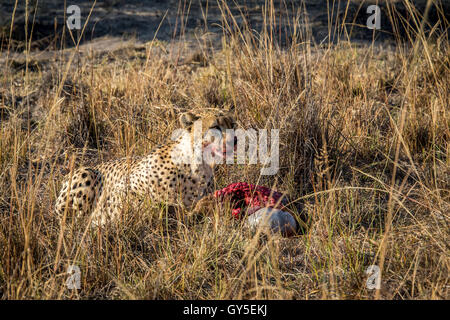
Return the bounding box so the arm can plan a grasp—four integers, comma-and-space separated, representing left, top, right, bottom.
1, 0, 449, 52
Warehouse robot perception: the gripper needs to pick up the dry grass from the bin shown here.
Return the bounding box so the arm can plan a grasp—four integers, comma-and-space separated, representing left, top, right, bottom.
0, 0, 448, 299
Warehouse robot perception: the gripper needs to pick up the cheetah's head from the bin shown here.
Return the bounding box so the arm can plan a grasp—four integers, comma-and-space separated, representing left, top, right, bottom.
177, 110, 237, 166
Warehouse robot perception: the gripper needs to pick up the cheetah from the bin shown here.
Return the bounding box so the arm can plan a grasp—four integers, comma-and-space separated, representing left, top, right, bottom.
55, 110, 237, 225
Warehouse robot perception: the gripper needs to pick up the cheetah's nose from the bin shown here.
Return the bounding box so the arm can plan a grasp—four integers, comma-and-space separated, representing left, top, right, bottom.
234, 136, 238, 146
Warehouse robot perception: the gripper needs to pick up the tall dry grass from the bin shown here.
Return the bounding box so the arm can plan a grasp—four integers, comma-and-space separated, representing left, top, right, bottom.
0, 0, 448, 299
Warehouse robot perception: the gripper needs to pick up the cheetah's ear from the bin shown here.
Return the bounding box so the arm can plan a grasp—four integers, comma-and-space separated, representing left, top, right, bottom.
179, 112, 199, 128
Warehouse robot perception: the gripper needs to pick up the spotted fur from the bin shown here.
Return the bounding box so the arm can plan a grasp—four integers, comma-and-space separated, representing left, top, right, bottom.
55, 111, 236, 225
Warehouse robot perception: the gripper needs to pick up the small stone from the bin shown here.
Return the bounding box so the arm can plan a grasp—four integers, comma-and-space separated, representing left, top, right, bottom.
247, 208, 297, 237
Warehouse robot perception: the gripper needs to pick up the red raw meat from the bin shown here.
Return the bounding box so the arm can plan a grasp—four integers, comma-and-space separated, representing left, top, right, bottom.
214, 182, 287, 219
